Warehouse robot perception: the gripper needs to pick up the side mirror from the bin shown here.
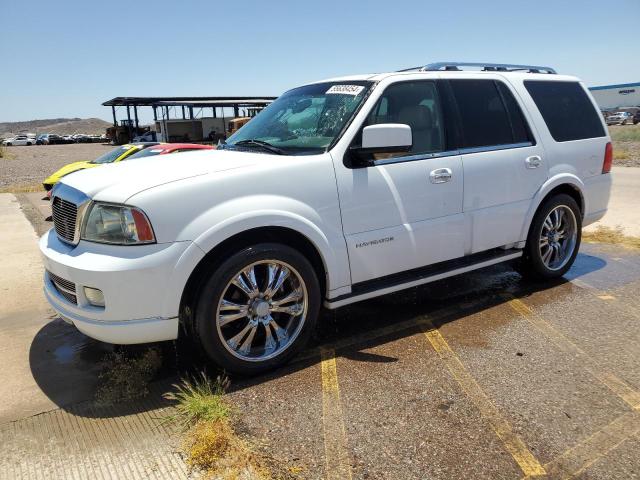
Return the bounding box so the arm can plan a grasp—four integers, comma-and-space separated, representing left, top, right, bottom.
350, 124, 412, 166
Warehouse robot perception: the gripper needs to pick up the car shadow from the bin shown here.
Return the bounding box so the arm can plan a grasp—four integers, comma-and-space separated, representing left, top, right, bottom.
28, 252, 608, 418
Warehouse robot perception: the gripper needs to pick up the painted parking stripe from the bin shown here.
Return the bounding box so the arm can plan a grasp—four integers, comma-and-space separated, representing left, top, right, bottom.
506, 296, 640, 409
524, 410, 640, 480
423, 325, 546, 477
320, 348, 352, 480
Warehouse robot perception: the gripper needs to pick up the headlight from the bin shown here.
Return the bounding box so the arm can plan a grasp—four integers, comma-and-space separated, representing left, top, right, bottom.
81, 202, 155, 245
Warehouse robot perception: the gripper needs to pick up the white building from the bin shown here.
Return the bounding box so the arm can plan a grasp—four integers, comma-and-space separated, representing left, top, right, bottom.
589, 82, 640, 110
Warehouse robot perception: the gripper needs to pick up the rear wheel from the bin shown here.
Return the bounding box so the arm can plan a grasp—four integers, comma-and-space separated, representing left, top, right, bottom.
520, 194, 581, 279
193, 243, 320, 375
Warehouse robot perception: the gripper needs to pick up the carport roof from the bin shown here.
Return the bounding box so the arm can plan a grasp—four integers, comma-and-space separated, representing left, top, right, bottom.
102, 96, 277, 107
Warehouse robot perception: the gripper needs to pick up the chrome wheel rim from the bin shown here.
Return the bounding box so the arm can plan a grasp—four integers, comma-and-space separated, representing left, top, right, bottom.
539, 205, 578, 271
216, 260, 308, 362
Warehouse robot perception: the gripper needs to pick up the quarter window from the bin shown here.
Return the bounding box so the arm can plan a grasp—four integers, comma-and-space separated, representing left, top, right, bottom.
524, 81, 605, 142
449, 79, 531, 148
365, 81, 445, 158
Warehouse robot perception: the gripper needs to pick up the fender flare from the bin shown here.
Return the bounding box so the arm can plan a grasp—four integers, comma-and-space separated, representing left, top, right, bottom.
518, 174, 586, 241
191, 209, 349, 293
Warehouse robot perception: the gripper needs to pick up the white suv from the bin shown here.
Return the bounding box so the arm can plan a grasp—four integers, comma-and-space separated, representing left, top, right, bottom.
40, 62, 612, 375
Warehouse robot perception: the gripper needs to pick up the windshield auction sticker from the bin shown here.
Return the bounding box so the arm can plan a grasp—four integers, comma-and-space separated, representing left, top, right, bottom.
326, 85, 365, 96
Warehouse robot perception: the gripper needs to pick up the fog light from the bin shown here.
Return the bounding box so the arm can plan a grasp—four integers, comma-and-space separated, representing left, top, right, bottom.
84, 287, 105, 307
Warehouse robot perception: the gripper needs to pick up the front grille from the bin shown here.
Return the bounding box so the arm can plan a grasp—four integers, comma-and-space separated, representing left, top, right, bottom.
52, 196, 78, 243
48, 271, 77, 305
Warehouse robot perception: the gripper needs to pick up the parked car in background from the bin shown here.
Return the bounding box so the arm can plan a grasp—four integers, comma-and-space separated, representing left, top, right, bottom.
606, 111, 634, 125
132, 131, 158, 143
36, 134, 64, 145
2, 135, 35, 146
40, 62, 612, 375
125, 143, 214, 160
42, 142, 160, 192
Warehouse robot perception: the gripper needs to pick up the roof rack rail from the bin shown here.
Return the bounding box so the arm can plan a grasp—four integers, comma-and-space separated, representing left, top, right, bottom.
398, 62, 557, 74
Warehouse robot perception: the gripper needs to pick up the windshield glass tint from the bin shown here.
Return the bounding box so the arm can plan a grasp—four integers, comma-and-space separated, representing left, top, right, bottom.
91, 146, 133, 164
225, 81, 372, 154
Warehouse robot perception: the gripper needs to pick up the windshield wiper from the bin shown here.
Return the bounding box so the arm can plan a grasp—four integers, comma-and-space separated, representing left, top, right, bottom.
233, 139, 288, 155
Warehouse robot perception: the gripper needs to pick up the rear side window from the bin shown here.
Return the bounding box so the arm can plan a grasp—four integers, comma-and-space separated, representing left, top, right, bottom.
524, 81, 605, 142
449, 79, 532, 148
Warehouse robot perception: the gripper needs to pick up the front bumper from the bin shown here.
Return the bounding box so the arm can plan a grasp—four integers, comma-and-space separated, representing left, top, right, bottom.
39, 229, 197, 345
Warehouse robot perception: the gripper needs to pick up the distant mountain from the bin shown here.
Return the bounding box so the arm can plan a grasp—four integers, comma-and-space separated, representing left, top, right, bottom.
0, 118, 111, 137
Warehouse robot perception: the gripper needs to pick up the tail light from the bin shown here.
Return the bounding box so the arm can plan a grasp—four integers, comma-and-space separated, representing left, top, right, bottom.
602, 142, 612, 174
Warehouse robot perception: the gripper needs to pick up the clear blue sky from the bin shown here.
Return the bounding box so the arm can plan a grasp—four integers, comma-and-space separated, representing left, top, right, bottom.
1, 0, 638, 123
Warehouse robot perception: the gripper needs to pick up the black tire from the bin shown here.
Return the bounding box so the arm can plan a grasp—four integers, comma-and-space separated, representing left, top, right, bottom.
27, 142, 32, 146
6, 143, 11, 146
519, 194, 582, 279
193, 243, 320, 376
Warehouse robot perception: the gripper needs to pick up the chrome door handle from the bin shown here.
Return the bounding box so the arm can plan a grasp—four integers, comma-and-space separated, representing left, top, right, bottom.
525, 155, 542, 169
429, 168, 452, 184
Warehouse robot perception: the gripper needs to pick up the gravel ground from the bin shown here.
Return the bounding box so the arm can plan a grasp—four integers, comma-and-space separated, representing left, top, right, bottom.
0, 143, 112, 191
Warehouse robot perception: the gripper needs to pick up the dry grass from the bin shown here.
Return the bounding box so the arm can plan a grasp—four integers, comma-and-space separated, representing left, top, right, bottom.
164, 373, 299, 480
94, 347, 162, 406
609, 124, 640, 142
583, 225, 640, 249
613, 148, 630, 160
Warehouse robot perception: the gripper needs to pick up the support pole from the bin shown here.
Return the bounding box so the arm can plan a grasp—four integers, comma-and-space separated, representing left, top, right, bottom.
111, 106, 117, 126
189, 106, 196, 141
134, 105, 139, 130
126, 105, 132, 142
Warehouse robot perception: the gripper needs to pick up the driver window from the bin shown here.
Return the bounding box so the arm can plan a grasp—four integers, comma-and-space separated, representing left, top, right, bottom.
365, 81, 445, 160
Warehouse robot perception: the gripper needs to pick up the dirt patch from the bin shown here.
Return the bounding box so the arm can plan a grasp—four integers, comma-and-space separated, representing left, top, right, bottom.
582, 225, 640, 249
0, 143, 112, 190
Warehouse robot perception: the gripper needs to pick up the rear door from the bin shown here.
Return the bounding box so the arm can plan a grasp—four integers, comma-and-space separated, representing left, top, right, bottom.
446, 78, 547, 254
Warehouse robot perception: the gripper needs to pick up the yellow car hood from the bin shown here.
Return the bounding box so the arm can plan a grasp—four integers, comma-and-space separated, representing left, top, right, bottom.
44, 161, 98, 186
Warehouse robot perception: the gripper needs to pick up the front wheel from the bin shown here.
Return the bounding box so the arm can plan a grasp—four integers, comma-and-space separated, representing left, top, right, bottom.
520, 194, 581, 279
193, 243, 320, 375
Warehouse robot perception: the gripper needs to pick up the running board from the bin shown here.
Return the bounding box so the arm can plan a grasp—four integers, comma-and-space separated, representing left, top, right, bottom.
324, 249, 522, 309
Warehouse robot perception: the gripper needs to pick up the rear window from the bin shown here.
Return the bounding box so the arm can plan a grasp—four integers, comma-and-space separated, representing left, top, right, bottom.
524, 81, 605, 142
449, 79, 532, 149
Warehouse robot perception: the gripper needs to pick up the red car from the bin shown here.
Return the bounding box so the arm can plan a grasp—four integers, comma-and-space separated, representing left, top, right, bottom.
125, 143, 214, 160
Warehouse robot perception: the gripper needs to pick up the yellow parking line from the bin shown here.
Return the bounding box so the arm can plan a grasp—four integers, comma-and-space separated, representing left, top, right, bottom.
423, 326, 546, 477
320, 348, 352, 480
524, 410, 640, 480
596, 294, 616, 301
506, 296, 640, 410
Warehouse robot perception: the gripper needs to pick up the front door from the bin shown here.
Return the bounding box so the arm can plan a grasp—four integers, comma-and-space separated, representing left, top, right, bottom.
332, 80, 465, 284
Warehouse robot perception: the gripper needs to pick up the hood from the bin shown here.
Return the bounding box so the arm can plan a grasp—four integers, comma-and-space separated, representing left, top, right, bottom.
44, 160, 95, 184
58, 149, 264, 203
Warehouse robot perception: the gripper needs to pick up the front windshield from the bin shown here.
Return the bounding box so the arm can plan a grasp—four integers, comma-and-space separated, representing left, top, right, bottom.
91, 146, 134, 164
224, 81, 372, 154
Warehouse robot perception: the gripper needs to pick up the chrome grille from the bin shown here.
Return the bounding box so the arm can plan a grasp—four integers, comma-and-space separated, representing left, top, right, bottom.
48, 271, 77, 305
52, 196, 78, 243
